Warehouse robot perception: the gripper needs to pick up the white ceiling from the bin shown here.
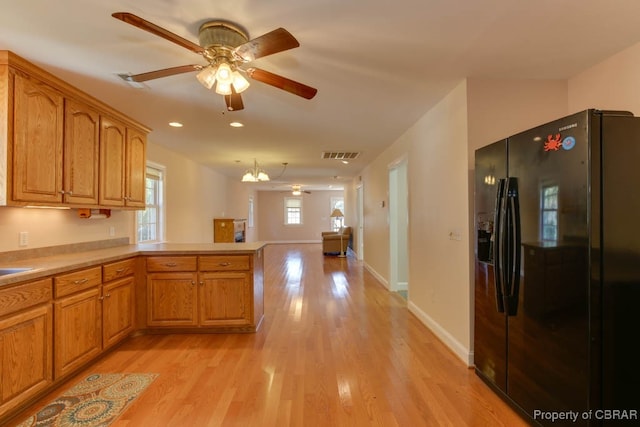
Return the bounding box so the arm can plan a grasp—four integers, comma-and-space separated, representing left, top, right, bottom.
3, 1, 640, 191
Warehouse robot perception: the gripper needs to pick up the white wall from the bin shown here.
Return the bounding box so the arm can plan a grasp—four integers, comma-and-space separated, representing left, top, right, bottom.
0, 207, 133, 252
146, 142, 228, 243
569, 41, 640, 115
257, 190, 344, 242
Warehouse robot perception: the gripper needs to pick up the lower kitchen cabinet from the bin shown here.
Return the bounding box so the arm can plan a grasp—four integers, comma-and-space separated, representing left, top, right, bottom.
0, 304, 53, 419
54, 287, 102, 379
145, 253, 262, 331
146, 272, 198, 326
199, 271, 251, 326
102, 276, 135, 349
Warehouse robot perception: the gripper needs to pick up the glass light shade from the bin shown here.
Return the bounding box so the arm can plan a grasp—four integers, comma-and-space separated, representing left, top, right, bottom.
231, 71, 250, 93
196, 67, 216, 89
242, 171, 258, 182
215, 62, 232, 83
215, 81, 232, 95
292, 190, 302, 196
257, 171, 270, 181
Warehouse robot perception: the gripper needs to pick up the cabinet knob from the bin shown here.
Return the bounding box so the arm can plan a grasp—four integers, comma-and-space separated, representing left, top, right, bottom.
199, 281, 204, 286
191, 281, 196, 286
99, 296, 104, 301
105, 293, 111, 298
59, 190, 66, 194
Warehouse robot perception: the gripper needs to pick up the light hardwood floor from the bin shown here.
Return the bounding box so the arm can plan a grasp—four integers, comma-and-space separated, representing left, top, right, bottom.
11, 244, 530, 426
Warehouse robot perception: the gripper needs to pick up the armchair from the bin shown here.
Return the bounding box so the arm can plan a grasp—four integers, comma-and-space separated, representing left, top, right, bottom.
322, 226, 351, 256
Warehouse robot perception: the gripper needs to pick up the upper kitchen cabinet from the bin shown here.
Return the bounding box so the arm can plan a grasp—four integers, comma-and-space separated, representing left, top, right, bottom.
0, 50, 150, 209
12, 72, 64, 204
99, 118, 146, 208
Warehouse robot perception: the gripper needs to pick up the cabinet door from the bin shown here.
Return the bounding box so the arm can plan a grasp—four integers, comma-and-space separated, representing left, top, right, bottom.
0, 305, 52, 419
99, 116, 126, 206
12, 73, 64, 204
147, 273, 197, 326
103, 276, 135, 349
63, 98, 100, 205
54, 287, 102, 379
199, 272, 251, 326
125, 128, 146, 208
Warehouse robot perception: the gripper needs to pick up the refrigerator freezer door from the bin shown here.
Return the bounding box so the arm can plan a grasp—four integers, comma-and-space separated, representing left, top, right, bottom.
507, 111, 591, 423
474, 140, 507, 391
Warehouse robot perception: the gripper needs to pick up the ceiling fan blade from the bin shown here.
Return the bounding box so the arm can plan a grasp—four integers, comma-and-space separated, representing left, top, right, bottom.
234, 28, 299, 61
224, 89, 244, 111
124, 65, 201, 82
112, 12, 204, 54
246, 68, 317, 99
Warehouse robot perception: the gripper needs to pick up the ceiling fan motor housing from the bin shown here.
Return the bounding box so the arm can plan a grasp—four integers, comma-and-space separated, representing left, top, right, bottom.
198, 21, 249, 51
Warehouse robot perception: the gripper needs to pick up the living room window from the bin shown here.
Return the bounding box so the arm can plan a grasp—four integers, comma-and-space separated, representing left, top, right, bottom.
284, 197, 302, 225
330, 197, 344, 231
137, 164, 165, 243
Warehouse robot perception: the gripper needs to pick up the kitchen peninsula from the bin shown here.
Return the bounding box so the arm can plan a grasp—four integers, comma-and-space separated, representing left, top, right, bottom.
0, 239, 265, 422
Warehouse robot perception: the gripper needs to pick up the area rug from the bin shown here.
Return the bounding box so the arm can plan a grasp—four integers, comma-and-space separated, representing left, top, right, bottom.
16, 373, 158, 427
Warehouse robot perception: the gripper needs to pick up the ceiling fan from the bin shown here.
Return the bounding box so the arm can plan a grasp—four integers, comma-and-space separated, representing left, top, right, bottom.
112, 12, 317, 111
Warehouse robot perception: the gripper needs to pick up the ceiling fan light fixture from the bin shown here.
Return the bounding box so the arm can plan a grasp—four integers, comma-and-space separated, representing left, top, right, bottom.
231, 71, 250, 93
215, 62, 233, 83
292, 185, 302, 196
215, 81, 233, 95
196, 66, 217, 89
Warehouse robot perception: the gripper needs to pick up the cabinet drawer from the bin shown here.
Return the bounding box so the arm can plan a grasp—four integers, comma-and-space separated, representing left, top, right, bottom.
199, 255, 250, 271
103, 258, 136, 282
146, 256, 197, 272
54, 266, 102, 298
0, 278, 53, 318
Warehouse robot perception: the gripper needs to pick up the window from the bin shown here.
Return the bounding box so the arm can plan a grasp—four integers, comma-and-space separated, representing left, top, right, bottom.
137, 164, 165, 243
541, 185, 559, 241
330, 197, 344, 231
284, 197, 302, 225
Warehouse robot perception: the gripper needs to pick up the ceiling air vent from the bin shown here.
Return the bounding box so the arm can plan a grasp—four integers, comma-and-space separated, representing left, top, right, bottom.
321, 152, 360, 160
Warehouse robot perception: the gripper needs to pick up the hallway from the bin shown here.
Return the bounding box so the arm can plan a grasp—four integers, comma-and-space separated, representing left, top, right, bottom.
12, 244, 528, 426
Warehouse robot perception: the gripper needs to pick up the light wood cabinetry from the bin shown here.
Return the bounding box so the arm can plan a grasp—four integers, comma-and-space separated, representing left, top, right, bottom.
0, 278, 53, 419
99, 116, 126, 207
145, 253, 263, 331
98, 117, 147, 208
53, 267, 102, 379
146, 256, 198, 326
53, 259, 135, 379
102, 258, 135, 349
0, 50, 149, 208
125, 127, 146, 208
63, 98, 100, 205
11, 72, 64, 204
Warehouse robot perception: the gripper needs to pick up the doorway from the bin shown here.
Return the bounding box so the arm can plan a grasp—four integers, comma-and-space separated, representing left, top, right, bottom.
389, 158, 408, 295
356, 184, 364, 260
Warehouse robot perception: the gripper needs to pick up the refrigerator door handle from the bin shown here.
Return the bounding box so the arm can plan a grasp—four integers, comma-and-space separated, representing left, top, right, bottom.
493, 179, 506, 313
505, 177, 522, 316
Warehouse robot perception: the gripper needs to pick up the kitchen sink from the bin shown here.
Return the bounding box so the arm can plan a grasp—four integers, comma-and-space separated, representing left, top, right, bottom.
0, 267, 33, 277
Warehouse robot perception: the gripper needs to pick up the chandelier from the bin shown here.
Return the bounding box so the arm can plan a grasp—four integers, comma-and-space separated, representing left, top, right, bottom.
241, 159, 270, 182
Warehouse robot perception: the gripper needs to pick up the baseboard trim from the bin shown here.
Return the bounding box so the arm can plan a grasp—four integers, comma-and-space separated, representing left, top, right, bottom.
407, 301, 473, 367
364, 262, 389, 289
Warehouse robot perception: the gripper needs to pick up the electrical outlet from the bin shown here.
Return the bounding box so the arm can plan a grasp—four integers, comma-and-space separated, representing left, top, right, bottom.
109, 226, 115, 237
19, 231, 28, 247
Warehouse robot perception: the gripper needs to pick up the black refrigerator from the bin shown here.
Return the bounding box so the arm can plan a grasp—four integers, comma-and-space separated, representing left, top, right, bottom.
474, 109, 640, 426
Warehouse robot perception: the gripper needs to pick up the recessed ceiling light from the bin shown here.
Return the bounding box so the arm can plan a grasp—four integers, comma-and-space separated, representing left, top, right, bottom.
169, 122, 183, 128
230, 121, 244, 128
342, 160, 349, 164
